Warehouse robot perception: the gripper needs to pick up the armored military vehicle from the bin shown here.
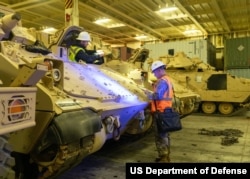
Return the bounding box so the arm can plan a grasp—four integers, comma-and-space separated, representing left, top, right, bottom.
155, 52, 250, 115
0, 69, 44, 179
0, 12, 48, 178
104, 48, 201, 116
0, 8, 152, 179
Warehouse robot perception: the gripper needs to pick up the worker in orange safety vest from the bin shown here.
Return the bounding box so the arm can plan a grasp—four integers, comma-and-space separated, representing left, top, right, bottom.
149, 60, 174, 163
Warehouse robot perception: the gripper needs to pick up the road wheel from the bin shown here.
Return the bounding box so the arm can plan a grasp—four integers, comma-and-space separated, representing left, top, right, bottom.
125, 108, 153, 135
0, 135, 15, 179
218, 102, 234, 115
201, 102, 216, 114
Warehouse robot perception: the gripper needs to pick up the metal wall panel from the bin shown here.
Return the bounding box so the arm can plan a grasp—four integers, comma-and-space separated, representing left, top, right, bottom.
224, 37, 250, 69
144, 39, 215, 64
227, 69, 250, 79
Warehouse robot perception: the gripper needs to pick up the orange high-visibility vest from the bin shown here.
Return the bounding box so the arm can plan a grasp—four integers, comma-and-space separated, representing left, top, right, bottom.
151, 75, 173, 112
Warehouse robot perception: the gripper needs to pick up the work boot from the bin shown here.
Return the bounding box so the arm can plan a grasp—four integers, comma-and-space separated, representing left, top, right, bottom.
155, 155, 170, 163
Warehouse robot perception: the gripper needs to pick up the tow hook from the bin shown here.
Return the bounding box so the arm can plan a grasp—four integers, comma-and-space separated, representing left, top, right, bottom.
104, 115, 121, 141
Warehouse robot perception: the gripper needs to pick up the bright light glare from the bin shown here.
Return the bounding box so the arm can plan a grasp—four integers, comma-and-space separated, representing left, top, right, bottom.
134, 35, 148, 40
94, 18, 125, 28
184, 29, 202, 35
42, 27, 57, 34
94, 18, 111, 24
158, 7, 178, 13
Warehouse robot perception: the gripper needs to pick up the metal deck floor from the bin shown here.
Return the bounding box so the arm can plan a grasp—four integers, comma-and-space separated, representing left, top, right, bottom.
59, 111, 250, 179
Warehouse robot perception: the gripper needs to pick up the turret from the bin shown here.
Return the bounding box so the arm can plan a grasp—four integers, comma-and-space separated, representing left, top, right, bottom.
0, 13, 21, 40
0, 7, 36, 45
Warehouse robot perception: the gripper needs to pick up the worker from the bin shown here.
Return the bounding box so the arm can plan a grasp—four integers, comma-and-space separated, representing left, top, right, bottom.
68, 31, 104, 64
149, 60, 174, 163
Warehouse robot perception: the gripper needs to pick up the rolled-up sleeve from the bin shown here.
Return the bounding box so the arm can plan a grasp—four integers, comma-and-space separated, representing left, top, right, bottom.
76, 50, 100, 63
154, 80, 168, 100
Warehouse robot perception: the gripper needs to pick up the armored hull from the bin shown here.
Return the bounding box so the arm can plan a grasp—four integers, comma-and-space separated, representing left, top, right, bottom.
0, 11, 48, 178
156, 52, 250, 115
0, 86, 39, 178
104, 48, 201, 116
0, 10, 152, 178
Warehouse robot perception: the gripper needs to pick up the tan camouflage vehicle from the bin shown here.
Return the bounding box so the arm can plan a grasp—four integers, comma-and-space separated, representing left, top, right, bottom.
0, 6, 152, 178
156, 51, 250, 116
0, 10, 48, 178
104, 48, 201, 117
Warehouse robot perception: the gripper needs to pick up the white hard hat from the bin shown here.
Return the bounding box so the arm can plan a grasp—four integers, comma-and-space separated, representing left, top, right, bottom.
76, 31, 91, 41
151, 60, 165, 72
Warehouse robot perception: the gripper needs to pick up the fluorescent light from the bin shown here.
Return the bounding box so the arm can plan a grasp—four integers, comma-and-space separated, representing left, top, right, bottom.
164, 14, 188, 20
94, 18, 111, 24
155, 6, 186, 20
107, 23, 125, 28
134, 35, 148, 40
93, 18, 125, 28
183, 29, 202, 36
158, 6, 178, 13
42, 27, 57, 34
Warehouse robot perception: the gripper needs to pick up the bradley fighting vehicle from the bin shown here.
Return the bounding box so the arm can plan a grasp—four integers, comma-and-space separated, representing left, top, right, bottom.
0, 12, 48, 178
151, 51, 250, 116
104, 48, 201, 117
0, 7, 152, 179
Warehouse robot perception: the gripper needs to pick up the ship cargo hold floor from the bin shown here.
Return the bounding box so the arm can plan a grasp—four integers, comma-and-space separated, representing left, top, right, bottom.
60, 110, 250, 179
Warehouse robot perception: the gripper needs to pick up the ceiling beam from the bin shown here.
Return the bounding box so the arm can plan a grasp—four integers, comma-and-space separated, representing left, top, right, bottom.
136, 0, 184, 39
174, 0, 208, 36
92, 0, 164, 40
210, 0, 230, 33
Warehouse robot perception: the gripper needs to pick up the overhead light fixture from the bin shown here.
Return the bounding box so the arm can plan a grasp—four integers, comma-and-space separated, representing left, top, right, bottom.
42, 27, 57, 34
94, 18, 125, 28
155, 5, 186, 20
158, 6, 178, 13
94, 18, 111, 24
183, 29, 202, 36
134, 34, 148, 40
106, 23, 125, 28
134, 35, 158, 41
156, 3, 179, 13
